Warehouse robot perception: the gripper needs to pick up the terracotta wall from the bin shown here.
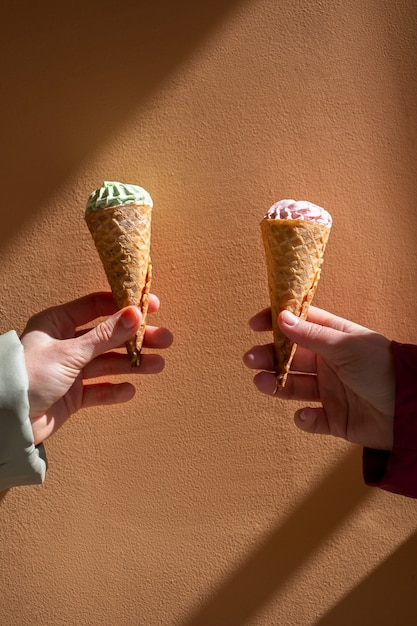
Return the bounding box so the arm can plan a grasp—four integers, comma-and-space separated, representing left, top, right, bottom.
1, 0, 417, 624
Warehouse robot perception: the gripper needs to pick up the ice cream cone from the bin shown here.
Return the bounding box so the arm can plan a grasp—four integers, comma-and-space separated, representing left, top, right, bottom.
261, 202, 331, 388
85, 182, 153, 366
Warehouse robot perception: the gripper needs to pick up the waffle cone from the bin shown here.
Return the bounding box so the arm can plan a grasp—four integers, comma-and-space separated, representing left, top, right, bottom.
261, 219, 330, 388
85, 203, 152, 366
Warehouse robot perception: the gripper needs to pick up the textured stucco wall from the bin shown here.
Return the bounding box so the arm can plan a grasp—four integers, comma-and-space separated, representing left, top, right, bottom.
1, 0, 417, 624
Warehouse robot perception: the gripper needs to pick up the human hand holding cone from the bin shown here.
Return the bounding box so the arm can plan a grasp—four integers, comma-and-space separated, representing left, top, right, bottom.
85, 181, 153, 366
261, 199, 332, 388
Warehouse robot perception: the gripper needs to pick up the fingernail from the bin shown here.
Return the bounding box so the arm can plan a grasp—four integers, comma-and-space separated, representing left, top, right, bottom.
121, 307, 140, 329
299, 407, 314, 421
280, 310, 298, 326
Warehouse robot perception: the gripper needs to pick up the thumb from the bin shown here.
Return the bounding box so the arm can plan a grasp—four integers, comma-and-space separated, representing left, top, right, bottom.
278, 309, 345, 362
76, 306, 142, 365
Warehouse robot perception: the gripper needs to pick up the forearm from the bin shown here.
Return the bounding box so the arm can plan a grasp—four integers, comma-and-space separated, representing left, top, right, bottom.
0, 331, 47, 491
363, 341, 417, 498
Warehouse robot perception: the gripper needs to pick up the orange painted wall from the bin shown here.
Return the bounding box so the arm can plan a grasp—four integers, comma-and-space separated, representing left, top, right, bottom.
1, 0, 417, 624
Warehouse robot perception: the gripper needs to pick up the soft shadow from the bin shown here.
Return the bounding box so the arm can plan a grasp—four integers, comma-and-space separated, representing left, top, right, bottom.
314, 531, 417, 626
0, 490, 9, 504
180, 449, 368, 626
0, 0, 243, 246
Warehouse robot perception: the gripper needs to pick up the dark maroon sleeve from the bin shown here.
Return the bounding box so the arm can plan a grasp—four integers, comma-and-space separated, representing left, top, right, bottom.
363, 341, 417, 498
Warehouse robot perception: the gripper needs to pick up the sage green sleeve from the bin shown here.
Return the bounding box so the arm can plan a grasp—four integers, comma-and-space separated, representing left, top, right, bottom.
0, 331, 47, 490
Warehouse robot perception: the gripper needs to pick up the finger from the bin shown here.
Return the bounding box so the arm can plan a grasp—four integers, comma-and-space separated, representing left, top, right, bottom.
278, 310, 348, 363
253, 370, 322, 402
26, 292, 121, 339
249, 306, 367, 335
305, 306, 368, 334
83, 352, 165, 379
75, 322, 173, 348
244, 338, 319, 374
53, 292, 118, 328
74, 306, 142, 365
249, 308, 272, 332
243, 344, 275, 371
294, 406, 331, 436
142, 325, 174, 349
253, 371, 279, 396
82, 382, 136, 408
53, 292, 161, 331
275, 373, 321, 402
288, 344, 318, 374
146, 294, 160, 315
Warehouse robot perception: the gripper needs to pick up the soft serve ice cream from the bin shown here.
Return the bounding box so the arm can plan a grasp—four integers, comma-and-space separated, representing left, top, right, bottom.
86, 181, 153, 214
264, 199, 332, 228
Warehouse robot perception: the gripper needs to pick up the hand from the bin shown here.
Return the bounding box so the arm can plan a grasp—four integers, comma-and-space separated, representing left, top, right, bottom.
20, 292, 173, 445
244, 306, 395, 450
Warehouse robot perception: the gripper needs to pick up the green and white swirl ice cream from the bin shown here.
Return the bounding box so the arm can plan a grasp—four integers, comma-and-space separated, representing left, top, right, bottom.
85, 181, 153, 214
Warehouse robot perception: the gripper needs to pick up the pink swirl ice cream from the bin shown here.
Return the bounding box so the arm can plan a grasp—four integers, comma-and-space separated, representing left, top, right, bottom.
264, 199, 332, 228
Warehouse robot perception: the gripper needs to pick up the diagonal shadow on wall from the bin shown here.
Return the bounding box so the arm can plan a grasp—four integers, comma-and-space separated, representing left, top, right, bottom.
0, 0, 243, 248
314, 530, 417, 626
180, 449, 371, 626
